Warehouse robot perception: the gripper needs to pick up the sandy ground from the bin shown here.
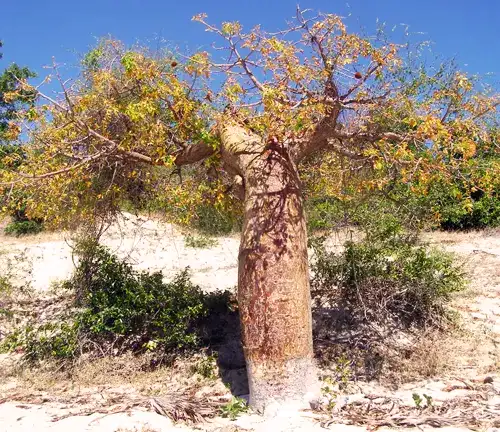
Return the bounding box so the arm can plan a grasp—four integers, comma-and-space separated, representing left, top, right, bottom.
0, 216, 499, 431
0, 213, 240, 293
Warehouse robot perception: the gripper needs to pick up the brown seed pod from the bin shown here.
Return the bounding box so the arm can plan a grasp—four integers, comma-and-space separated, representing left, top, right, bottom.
171, 61, 178, 68
354, 71, 362, 79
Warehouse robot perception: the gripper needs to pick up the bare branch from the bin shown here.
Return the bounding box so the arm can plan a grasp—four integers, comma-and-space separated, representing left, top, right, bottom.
328, 139, 367, 160
173, 142, 215, 166
341, 61, 383, 100
0, 148, 108, 186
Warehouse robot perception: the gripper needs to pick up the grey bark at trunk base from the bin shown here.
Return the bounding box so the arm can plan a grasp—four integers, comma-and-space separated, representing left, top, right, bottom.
246, 357, 320, 412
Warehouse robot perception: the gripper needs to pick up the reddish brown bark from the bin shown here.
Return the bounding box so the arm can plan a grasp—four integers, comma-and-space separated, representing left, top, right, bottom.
219, 124, 318, 410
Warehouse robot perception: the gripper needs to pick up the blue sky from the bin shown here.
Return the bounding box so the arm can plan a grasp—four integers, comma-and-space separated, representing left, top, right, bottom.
1, 1, 499, 82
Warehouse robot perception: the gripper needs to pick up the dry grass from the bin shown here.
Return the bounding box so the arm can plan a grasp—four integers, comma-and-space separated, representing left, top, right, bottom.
380, 330, 462, 385
0, 351, 226, 399
315, 324, 469, 389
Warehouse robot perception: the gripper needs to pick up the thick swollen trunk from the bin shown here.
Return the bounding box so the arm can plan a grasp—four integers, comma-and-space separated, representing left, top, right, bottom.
237, 147, 318, 411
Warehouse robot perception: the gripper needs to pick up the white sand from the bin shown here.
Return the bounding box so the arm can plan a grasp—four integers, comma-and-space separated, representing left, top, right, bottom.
1, 217, 499, 431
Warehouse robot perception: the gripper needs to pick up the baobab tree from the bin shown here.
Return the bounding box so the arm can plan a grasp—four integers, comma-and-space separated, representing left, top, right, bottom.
1, 9, 498, 410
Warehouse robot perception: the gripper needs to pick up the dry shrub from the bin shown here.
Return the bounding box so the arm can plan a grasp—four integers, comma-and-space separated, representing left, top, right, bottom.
315, 324, 465, 387
311, 221, 467, 383
311, 223, 466, 327
380, 331, 456, 385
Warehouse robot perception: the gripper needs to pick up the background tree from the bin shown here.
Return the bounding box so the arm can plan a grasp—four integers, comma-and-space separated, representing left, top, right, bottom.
0, 41, 37, 143
0, 10, 498, 410
0, 41, 39, 233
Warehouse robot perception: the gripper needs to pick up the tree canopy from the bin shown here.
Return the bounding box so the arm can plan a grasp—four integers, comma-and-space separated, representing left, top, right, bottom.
0, 11, 498, 226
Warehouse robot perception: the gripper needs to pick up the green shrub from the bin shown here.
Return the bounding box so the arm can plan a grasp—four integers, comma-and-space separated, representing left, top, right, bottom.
310, 223, 466, 326
4, 219, 43, 236
130, 188, 242, 237
67, 242, 209, 351
1, 321, 79, 361
1, 241, 233, 363
305, 188, 432, 236
305, 197, 347, 232
305, 175, 500, 234
220, 397, 248, 420
1, 146, 45, 235
191, 354, 218, 379
0, 276, 12, 295
373, 181, 500, 231
193, 204, 240, 236
184, 233, 218, 249
0, 275, 13, 318
437, 192, 500, 230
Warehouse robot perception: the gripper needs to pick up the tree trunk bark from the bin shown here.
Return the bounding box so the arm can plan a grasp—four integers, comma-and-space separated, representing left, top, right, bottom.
236, 144, 318, 411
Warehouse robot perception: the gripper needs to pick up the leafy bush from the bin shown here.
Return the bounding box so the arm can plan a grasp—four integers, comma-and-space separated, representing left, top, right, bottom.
220, 397, 248, 420
1, 144, 45, 235
305, 188, 433, 236
436, 192, 500, 230
4, 219, 43, 236
1, 240, 233, 363
0, 275, 13, 318
304, 168, 500, 234
1, 321, 79, 361
305, 197, 347, 232
193, 204, 240, 236
67, 242, 212, 351
379, 182, 500, 231
310, 222, 466, 326
2, 191, 44, 236
191, 354, 218, 379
